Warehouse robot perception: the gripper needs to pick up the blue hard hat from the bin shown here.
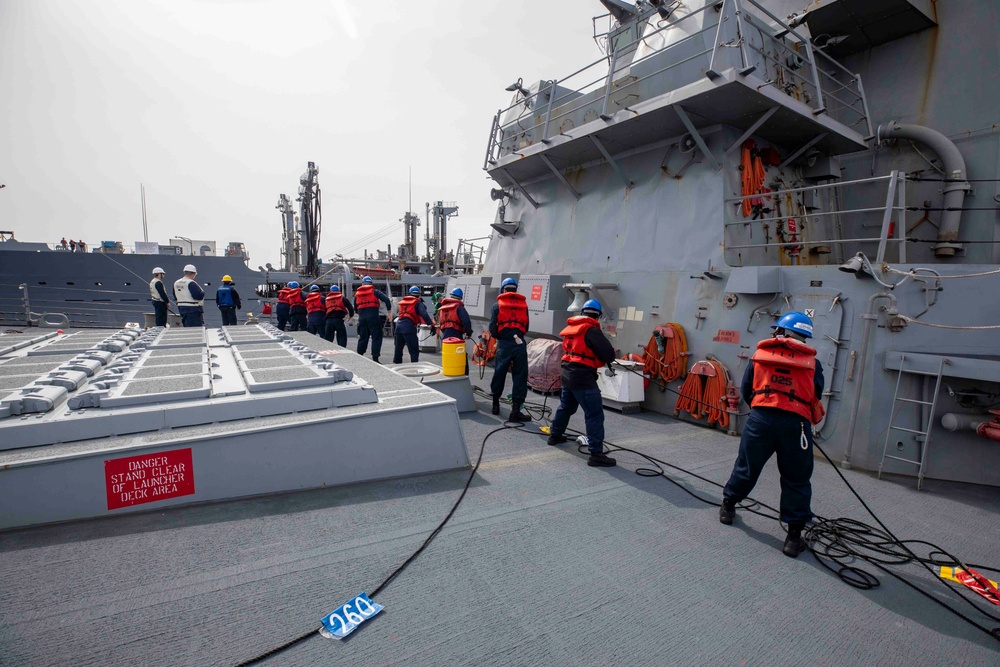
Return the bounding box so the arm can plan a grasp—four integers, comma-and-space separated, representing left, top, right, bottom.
288, 281, 300, 288
450, 287, 464, 299
362, 276, 373, 284
772, 311, 814, 338
409, 286, 420, 295
501, 277, 517, 290
310, 285, 320, 292
581, 299, 602, 316
330, 285, 340, 293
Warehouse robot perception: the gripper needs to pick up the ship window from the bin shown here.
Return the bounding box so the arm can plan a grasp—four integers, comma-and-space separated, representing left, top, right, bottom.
95, 282, 102, 286
124, 282, 131, 286
66, 281, 75, 285
37, 281, 46, 285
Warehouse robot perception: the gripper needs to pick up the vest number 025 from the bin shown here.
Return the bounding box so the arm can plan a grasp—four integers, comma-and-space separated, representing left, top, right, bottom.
320, 593, 384, 639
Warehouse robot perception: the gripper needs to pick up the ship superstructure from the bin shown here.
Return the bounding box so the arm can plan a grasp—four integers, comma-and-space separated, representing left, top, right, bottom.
451, 0, 1000, 488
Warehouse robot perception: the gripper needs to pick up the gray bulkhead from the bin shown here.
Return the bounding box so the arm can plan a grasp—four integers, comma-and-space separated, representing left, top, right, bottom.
462, 0, 1000, 487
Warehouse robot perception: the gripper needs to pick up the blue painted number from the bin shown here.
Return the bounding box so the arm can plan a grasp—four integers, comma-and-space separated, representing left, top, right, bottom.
320, 593, 384, 639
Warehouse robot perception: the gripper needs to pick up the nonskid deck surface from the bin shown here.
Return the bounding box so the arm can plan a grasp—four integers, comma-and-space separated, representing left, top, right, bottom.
0, 361, 997, 666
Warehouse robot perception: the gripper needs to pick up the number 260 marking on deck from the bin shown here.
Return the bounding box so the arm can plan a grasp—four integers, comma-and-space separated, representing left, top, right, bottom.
319, 593, 384, 639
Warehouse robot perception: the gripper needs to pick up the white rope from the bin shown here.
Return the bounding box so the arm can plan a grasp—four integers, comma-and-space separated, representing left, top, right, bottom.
884, 266, 1000, 279
898, 315, 1000, 330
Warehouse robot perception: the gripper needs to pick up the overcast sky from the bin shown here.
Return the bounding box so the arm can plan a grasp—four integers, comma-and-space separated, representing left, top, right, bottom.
0, 0, 602, 269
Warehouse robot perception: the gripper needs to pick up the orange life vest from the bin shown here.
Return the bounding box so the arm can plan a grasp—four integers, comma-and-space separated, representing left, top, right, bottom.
277, 288, 291, 305
287, 289, 305, 309
397, 296, 421, 324
325, 292, 347, 315
750, 337, 824, 424
559, 316, 603, 369
437, 297, 463, 331
306, 292, 325, 314
354, 285, 378, 310
496, 292, 529, 334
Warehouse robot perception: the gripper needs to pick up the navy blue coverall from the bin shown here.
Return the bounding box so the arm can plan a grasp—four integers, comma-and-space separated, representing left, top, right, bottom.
323, 297, 355, 346
722, 359, 825, 528
440, 301, 473, 375
393, 299, 434, 364
548, 326, 617, 456
488, 302, 528, 409
356, 289, 393, 362
216, 284, 241, 326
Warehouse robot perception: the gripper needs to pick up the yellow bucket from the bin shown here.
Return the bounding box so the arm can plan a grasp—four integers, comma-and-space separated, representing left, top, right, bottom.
441, 337, 466, 376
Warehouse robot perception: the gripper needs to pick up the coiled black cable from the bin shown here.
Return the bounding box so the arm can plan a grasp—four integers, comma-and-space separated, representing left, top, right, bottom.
554, 425, 1000, 642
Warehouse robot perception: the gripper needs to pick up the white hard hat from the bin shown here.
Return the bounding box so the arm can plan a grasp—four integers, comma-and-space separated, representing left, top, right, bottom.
152, 267, 165, 275
183, 264, 197, 273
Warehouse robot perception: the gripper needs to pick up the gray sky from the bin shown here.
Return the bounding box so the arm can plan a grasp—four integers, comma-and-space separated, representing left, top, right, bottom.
0, 0, 601, 269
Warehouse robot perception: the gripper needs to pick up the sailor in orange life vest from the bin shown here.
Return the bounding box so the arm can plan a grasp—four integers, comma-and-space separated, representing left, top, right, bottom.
322, 285, 354, 346
275, 283, 292, 331
393, 286, 434, 363
304, 285, 326, 335
488, 278, 532, 422
285, 281, 308, 331
354, 276, 394, 363
437, 287, 474, 374
719, 311, 826, 559
546, 299, 619, 467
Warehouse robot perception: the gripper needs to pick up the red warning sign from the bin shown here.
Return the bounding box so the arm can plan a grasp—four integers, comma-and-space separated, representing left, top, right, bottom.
105, 448, 195, 510
712, 329, 740, 344
530, 285, 543, 301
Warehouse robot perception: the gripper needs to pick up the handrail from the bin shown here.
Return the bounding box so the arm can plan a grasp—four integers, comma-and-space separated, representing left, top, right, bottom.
724, 172, 907, 264
485, 0, 869, 168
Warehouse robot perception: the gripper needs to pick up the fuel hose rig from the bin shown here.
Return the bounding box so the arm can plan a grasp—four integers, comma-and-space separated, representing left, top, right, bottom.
235, 370, 999, 665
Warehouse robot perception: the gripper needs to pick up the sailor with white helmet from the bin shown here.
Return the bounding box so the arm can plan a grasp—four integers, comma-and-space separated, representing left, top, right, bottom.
174, 264, 206, 328
718, 311, 826, 559
149, 267, 170, 327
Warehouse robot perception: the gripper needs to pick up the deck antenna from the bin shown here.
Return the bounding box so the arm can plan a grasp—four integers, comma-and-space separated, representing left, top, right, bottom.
140, 183, 149, 243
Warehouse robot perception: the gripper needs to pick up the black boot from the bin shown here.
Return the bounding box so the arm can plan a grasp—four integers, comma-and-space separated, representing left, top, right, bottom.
373, 356, 380, 364
547, 434, 568, 446
509, 404, 532, 423
587, 452, 617, 467
491, 396, 500, 415
783, 527, 807, 558
719, 499, 736, 525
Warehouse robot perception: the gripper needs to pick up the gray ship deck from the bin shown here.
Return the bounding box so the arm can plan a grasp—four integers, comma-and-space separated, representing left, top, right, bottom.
1, 356, 998, 666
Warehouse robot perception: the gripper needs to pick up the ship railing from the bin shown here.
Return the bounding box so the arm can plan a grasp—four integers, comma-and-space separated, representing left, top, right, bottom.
483, 0, 870, 169
722, 171, 907, 266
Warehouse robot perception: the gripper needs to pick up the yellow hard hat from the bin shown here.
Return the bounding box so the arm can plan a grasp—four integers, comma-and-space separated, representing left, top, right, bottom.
222, 275, 233, 283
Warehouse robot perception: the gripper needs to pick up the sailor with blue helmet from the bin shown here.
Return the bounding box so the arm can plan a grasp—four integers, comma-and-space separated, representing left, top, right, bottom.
437, 287, 474, 374
546, 299, 618, 467
719, 311, 826, 558
488, 277, 531, 422
285, 281, 308, 331
354, 276, 393, 363
392, 286, 434, 363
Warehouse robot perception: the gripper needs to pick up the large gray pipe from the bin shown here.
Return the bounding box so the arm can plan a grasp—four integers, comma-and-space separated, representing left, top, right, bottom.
877, 121, 970, 257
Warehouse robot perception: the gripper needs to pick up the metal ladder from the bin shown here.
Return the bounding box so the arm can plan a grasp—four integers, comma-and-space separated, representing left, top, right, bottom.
878, 354, 949, 490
